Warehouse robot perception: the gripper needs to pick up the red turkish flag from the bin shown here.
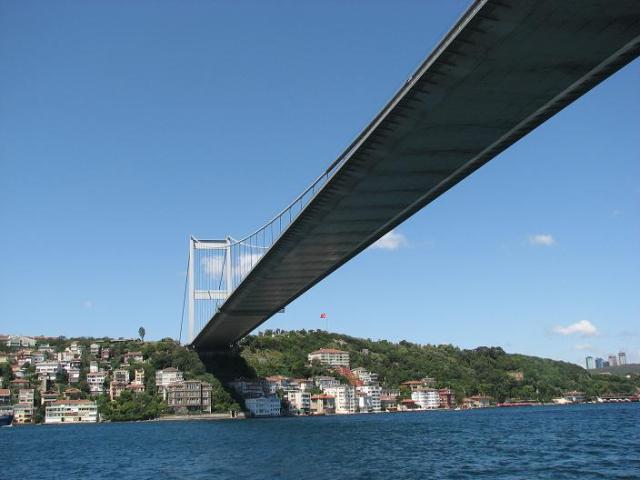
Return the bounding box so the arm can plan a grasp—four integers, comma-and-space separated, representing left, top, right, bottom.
320, 313, 327, 319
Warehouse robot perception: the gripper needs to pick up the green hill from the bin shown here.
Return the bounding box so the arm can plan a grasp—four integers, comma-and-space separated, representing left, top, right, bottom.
237, 329, 640, 402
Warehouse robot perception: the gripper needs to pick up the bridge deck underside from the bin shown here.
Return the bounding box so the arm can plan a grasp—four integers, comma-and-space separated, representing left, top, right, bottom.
193, 0, 640, 349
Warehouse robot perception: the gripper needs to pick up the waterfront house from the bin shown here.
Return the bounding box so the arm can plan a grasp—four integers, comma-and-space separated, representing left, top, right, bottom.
12, 403, 34, 423
323, 385, 357, 414
45, 400, 98, 424
462, 395, 492, 409
357, 384, 382, 412
310, 394, 335, 415
0, 389, 10, 406
411, 388, 440, 409
244, 394, 282, 417
286, 390, 311, 415
563, 391, 586, 403
166, 380, 212, 413
308, 348, 350, 368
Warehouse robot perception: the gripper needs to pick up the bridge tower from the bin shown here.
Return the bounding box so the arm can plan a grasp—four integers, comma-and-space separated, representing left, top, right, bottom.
187, 237, 232, 344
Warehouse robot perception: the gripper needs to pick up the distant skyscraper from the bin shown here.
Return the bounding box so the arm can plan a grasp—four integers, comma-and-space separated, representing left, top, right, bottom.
603, 360, 610, 368
585, 356, 594, 370
595, 357, 604, 369
618, 351, 627, 365
608, 355, 618, 367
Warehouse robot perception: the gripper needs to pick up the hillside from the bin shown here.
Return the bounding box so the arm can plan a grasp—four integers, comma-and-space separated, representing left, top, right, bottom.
238, 329, 640, 402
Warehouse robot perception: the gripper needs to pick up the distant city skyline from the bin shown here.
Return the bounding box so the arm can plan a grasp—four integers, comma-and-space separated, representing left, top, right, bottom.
1, 2, 638, 366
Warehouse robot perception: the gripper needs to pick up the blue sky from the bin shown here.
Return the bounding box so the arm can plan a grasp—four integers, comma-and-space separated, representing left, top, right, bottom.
1, 1, 638, 366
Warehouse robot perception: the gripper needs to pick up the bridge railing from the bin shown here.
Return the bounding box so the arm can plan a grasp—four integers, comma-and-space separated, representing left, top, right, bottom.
188, 159, 342, 341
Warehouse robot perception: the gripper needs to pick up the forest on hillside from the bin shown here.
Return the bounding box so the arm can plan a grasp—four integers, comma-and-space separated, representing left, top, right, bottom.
238, 329, 640, 402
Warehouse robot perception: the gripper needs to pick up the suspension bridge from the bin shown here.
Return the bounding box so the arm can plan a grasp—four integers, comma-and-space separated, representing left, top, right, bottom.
185, 0, 640, 351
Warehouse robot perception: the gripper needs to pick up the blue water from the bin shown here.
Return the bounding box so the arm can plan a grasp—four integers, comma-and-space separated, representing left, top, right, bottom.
4, 404, 639, 479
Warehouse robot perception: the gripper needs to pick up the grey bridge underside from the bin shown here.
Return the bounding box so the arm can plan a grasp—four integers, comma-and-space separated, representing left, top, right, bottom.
193, 0, 640, 350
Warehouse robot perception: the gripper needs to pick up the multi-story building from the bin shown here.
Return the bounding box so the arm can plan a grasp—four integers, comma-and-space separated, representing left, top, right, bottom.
123, 352, 144, 364
352, 367, 379, 384
618, 351, 627, 365
564, 391, 586, 403
155, 367, 183, 389
6, 336, 36, 348
166, 380, 212, 413
357, 384, 382, 412
110, 382, 128, 401
87, 371, 107, 396
36, 361, 61, 381
112, 368, 129, 384
0, 389, 10, 406
314, 376, 340, 391
595, 357, 605, 369
244, 395, 281, 417
89, 361, 99, 373
462, 395, 492, 408
438, 388, 455, 409
308, 348, 350, 368
12, 403, 34, 424
90, 343, 101, 356
229, 378, 268, 397
133, 368, 145, 385
32, 351, 46, 364
68, 367, 81, 384
45, 400, 98, 424
585, 356, 594, 370
101, 348, 111, 361
18, 389, 35, 405
412, 388, 440, 409
41, 391, 59, 406
286, 391, 311, 415
608, 355, 619, 367
310, 394, 335, 415
324, 385, 357, 414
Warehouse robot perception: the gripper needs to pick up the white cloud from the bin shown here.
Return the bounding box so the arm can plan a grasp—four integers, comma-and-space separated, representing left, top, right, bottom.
83, 300, 93, 309
574, 343, 592, 351
371, 230, 407, 250
553, 320, 598, 337
528, 234, 555, 246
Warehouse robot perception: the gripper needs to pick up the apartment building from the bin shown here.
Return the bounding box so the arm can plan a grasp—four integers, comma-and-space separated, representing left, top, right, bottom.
18, 389, 35, 405
166, 380, 212, 413
244, 395, 281, 417
45, 400, 98, 424
155, 367, 183, 389
411, 388, 440, 409
357, 384, 382, 412
308, 348, 350, 368
323, 385, 357, 414
310, 394, 335, 415
13, 403, 34, 424
286, 390, 311, 415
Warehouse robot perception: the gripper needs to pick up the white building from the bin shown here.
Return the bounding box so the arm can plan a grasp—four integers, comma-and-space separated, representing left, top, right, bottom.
308, 349, 350, 368
352, 367, 379, 384
324, 385, 357, 414
314, 376, 340, 390
86, 371, 107, 395
6, 336, 36, 348
155, 367, 183, 389
286, 391, 311, 414
89, 361, 99, 373
18, 388, 35, 405
244, 395, 281, 417
357, 384, 382, 412
90, 343, 101, 356
412, 389, 440, 409
36, 361, 62, 381
45, 400, 98, 424
112, 368, 130, 384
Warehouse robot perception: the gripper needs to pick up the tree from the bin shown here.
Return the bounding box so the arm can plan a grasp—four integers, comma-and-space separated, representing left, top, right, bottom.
138, 327, 146, 341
